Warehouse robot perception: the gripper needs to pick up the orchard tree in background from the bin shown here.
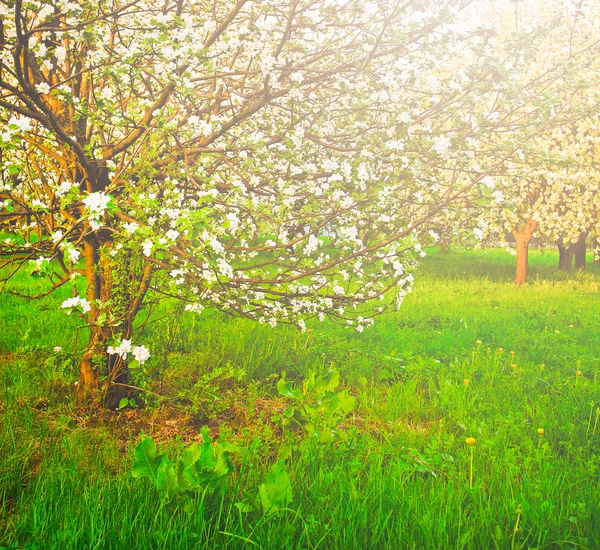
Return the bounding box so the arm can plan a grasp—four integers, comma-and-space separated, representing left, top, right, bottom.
478, 100, 600, 284
537, 116, 600, 271
0, 0, 594, 405
464, 0, 600, 284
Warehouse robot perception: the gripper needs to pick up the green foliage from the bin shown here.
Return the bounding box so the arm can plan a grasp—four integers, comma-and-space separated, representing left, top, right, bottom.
43, 348, 77, 381
118, 397, 137, 410
175, 363, 246, 416
131, 429, 294, 518
276, 368, 356, 444
131, 427, 235, 500
131, 437, 163, 485
258, 460, 293, 516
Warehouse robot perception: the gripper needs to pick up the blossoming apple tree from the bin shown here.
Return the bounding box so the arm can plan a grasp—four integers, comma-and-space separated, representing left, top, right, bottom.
0, 0, 588, 405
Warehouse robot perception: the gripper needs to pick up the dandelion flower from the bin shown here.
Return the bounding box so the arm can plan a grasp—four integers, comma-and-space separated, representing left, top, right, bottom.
537, 428, 544, 435
465, 437, 476, 446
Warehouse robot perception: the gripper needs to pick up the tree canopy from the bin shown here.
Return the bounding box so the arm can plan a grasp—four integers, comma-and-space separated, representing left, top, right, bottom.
1, 0, 599, 402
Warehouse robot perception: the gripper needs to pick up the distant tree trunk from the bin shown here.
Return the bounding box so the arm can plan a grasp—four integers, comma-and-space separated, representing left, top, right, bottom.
439, 243, 450, 254
512, 218, 537, 285
574, 232, 588, 270
558, 232, 587, 271
557, 241, 571, 270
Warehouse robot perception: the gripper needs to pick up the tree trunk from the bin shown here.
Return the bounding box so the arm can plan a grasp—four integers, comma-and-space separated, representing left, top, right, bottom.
512, 219, 537, 285
574, 232, 587, 270
558, 241, 571, 270
78, 239, 101, 403
79, 326, 129, 408
105, 344, 130, 410
439, 243, 450, 254
78, 240, 130, 407
558, 232, 587, 271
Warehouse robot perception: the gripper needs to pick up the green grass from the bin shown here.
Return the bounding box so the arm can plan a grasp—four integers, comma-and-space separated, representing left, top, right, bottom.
1, 248, 600, 549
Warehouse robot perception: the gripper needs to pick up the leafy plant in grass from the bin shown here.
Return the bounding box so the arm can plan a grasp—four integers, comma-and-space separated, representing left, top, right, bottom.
258, 460, 293, 516
276, 368, 356, 444
131, 426, 236, 502
132, 427, 293, 517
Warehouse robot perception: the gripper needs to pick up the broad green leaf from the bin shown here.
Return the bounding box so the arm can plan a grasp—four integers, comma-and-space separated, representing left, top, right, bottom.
181, 442, 202, 469
234, 502, 255, 513
131, 437, 163, 484
277, 378, 301, 399
259, 460, 293, 516
316, 369, 340, 394
180, 428, 222, 491
213, 446, 233, 478
277, 443, 292, 462
330, 390, 356, 416
157, 456, 178, 496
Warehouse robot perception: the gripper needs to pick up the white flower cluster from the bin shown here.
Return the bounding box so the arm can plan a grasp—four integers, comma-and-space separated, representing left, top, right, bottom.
107, 339, 150, 364
61, 296, 91, 314
2, 116, 32, 142
82, 192, 111, 231
51, 230, 80, 264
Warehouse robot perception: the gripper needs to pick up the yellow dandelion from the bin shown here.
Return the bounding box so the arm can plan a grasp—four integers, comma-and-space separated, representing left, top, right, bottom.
465, 437, 476, 446
537, 428, 544, 435
464, 379, 470, 386
476, 340, 483, 345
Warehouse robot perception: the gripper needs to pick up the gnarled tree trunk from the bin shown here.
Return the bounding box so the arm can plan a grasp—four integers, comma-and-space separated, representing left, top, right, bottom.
558, 232, 588, 271
557, 240, 571, 270
512, 218, 537, 285
78, 238, 131, 408
574, 232, 587, 270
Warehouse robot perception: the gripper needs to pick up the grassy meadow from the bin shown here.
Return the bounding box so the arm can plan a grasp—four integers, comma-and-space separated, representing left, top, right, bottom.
1, 248, 600, 549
